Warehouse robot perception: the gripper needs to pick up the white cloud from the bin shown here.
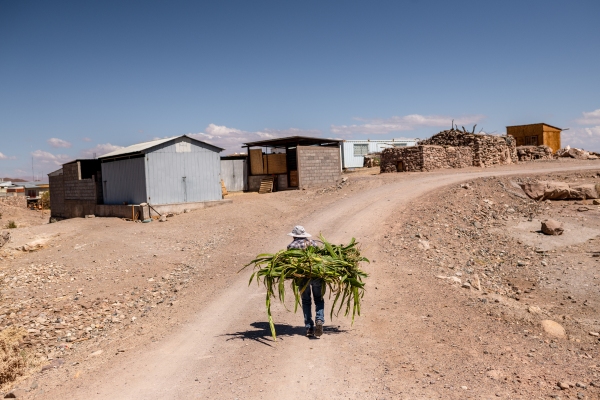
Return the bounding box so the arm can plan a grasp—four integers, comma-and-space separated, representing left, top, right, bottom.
31, 150, 72, 166
330, 114, 485, 135
188, 124, 322, 154
47, 138, 72, 148
575, 109, 600, 125
80, 143, 123, 158
82, 137, 92, 142
562, 126, 600, 152
0, 153, 18, 161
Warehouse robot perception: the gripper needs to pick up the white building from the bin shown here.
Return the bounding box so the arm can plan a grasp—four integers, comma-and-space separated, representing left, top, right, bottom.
341, 138, 417, 169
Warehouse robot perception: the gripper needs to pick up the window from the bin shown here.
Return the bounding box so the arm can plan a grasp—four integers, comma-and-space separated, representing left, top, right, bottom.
353, 144, 369, 156
525, 136, 539, 146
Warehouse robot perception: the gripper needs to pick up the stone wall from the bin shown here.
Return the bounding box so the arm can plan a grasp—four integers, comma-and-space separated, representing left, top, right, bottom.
0, 196, 27, 208
297, 146, 341, 189
517, 145, 554, 161
381, 128, 516, 173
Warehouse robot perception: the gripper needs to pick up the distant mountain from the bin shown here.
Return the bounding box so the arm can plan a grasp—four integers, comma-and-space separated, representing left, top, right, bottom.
1, 177, 27, 182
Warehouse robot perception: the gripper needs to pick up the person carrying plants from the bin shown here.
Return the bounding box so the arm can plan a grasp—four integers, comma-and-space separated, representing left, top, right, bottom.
287, 225, 325, 337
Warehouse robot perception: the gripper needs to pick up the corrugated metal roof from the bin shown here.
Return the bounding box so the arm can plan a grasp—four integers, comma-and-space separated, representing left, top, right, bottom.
98, 137, 177, 159
98, 135, 224, 160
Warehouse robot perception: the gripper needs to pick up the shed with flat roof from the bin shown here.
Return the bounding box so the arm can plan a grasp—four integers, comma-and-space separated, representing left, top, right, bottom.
506, 123, 562, 153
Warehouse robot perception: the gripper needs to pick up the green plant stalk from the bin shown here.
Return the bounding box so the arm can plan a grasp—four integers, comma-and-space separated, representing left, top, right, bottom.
240, 235, 369, 340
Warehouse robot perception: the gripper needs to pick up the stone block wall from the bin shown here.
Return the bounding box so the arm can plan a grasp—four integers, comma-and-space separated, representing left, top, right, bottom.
381, 129, 517, 173
0, 196, 27, 208
517, 145, 554, 161
297, 146, 341, 188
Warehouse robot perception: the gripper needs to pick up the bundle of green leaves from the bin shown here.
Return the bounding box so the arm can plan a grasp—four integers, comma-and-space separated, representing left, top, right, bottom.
241, 235, 369, 340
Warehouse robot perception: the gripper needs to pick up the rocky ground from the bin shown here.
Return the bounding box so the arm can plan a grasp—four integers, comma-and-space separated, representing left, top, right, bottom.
375, 170, 600, 398
0, 159, 599, 399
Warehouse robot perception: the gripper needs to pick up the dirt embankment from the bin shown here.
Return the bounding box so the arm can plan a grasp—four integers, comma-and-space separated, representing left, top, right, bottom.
374, 170, 600, 398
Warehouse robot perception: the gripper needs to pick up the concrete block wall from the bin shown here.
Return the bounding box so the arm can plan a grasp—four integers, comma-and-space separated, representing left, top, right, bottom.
65, 180, 97, 201
49, 174, 65, 217
297, 146, 341, 189
248, 174, 288, 192
63, 163, 79, 181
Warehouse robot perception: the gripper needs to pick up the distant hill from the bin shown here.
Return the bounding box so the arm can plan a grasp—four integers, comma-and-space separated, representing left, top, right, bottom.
1, 177, 27, 182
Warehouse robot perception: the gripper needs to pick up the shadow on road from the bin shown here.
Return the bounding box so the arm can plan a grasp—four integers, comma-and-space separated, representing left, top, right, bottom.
223, 322, 347, 347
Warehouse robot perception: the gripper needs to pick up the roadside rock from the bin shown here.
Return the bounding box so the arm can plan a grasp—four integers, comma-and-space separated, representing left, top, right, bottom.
541, 219, 563, 236
0, 231, 10, 248
159, 215, 167, 222
541, 320, 566, 338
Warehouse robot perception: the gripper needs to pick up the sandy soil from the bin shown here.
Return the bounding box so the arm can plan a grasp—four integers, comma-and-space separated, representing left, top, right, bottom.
1, 158, 600, 399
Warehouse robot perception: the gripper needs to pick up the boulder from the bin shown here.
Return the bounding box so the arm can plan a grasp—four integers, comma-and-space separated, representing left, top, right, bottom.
520, 180, 599, 200
540, 320, 566, 338
0, 231, 10, 248
541, 219, 563, 236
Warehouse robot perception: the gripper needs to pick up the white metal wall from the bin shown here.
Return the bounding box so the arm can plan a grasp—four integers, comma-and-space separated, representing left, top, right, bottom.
341, 140, 417, 168
221, 159, 247, 192
145, 137, 222, 205
101, 157, 147, 205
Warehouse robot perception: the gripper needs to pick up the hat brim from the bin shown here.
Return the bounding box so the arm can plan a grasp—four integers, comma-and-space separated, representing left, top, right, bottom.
287, 232, 312, 238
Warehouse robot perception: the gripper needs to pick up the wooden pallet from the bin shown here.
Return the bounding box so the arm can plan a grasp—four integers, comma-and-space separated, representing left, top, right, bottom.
258, 177, 274, 194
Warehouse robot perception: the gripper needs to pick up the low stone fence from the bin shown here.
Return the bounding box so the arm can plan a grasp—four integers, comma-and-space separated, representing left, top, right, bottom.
517, 145, 554, 161
0, 195, 27, 208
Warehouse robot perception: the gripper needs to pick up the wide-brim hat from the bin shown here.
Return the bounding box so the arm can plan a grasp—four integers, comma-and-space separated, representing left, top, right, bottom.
287, 225, 312, 238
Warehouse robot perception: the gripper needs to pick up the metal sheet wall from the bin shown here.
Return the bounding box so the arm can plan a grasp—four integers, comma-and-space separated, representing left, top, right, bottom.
341, 140, 417, 168
221, 159, 247, 192
101, 157, 147, 205
145, 138, 222, 205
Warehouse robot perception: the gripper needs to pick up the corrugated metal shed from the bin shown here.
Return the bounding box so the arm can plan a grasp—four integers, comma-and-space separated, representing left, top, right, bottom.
100, 135, 223, 205
221, 157, 248, 192
341, 139, 417, 168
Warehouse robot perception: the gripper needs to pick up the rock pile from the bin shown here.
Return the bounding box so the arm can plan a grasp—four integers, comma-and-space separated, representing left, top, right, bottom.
0, 197, 26, 208
363, 153, 381, 168
556, 146, 600, 160
380, 127, 516, 173
517, 145, 554, 161
520, 180, 600, 200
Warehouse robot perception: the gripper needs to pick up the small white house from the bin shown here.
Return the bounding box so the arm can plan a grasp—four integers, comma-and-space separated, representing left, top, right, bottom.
341, 138, 417, 169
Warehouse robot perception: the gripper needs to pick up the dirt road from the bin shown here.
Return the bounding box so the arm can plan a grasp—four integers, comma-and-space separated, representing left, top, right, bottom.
14, 161, 600, 399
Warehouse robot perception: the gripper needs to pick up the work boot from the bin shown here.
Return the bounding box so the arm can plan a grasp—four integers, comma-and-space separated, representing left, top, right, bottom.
315, 320, 323, 337
306, 327, 315, 337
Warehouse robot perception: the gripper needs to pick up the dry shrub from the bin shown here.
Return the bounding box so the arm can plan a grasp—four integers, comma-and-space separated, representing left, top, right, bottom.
0, 327, 27, 386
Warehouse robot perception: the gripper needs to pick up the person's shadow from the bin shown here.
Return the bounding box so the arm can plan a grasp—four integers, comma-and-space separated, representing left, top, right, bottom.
223, 322, 346, 347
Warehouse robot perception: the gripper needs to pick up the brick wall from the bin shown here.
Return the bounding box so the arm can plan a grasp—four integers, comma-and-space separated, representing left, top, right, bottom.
297, 146, 341, 188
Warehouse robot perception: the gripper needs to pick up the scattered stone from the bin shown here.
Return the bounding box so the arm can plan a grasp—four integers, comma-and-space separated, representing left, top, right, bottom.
85, 215, 95, 218
417, 240, 430, 250
528, 306, 542, 315
593, 199, 600, 205
558, 382, 570, 390
589, 332, 599, 337
541, 320, 566, 338
0, 231, 10, 248
542, 219, 564, 236
159, 215, 167, 222
89, 350, 103, 357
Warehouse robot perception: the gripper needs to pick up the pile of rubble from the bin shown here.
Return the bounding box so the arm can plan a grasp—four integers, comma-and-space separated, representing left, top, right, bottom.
363, 153, 380, 168
556, 146, 600, 160
380, 127, 517, 172
516, 145, 554, 161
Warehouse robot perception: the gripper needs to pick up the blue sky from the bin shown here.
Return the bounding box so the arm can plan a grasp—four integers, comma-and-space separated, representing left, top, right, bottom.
1, 1, 599, 180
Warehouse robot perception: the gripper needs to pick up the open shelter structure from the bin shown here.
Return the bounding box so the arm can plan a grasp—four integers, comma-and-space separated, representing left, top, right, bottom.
242, 136, 342, 191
